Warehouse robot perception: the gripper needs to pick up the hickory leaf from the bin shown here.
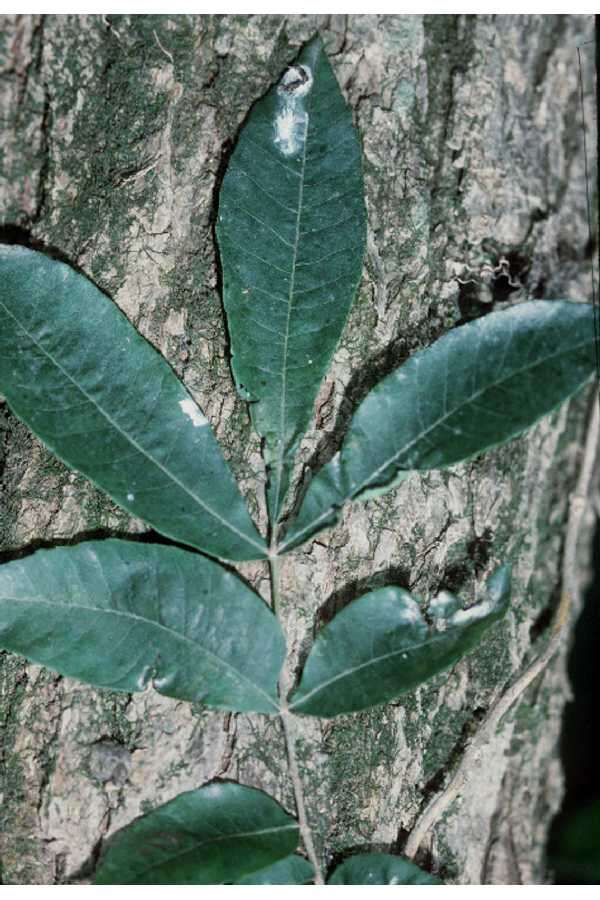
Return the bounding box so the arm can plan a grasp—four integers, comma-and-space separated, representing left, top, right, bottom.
0, 245, 266, 562
280, 299, 596, 552
289, 565, 511, 717
94, 782, 299, 884
0, 28, 593, 887
328, 853, 442, 885
217, 35, 366, 525
235, 854, 314, 884
0, 540, 284, 713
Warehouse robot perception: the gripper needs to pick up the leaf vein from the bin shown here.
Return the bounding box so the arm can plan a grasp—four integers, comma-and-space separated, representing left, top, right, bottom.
0, 298, 265, 556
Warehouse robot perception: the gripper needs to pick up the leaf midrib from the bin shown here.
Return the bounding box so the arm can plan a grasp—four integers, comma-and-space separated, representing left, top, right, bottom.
351, 331, 595, 499
289, 606, 500, 713
102, 822, 298, 882
271, 107, 310, 521
0, 295, 265, 557
282, 328, 595, 549
0, 592, 278, 710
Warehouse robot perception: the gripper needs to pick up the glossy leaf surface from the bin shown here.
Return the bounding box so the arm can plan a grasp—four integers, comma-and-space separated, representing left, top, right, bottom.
328, 853, 441, 885
290, 566, 510, 717
235, 854, 314, 884
0, 540, 284, 713
0, 245, 266, 561
281, 300, 596, 551
94, 782, 299, 884
217, 36, 366, 524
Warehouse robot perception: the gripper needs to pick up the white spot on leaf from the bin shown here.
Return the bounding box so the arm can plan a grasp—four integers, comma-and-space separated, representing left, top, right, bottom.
280, 64, 313, 97
179, 398, 208, 427
398, 595, 422, 625
429, 590, 460, 630
274, 64, 313, 157
127, 492, 135, 502
449, 598, 495, 626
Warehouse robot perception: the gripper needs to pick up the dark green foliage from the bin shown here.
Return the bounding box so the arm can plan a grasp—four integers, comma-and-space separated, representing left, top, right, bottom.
0, 246, 266, 562
235, 853, 314, 884
0, 31, 595, 886
217, 36, 366, 524
290, 566, 511, 717
0, 540, 284, 713
281, 300, 596, 551
328, 853, 441, 884
94, 782, 299, 884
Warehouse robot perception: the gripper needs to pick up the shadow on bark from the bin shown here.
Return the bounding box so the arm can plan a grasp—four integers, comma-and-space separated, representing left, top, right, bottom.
547, 520, 600, 884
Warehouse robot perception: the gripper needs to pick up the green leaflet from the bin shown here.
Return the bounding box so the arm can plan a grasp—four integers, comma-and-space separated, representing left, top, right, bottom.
289, 566, 510, 717
0, 245, 266, 561
280, 299, 596, 551
94, 782, 299, 884
235, 854, 314, 884
328, 853, 442, 885
0, 540, 284, 713
217, 36, 366, 525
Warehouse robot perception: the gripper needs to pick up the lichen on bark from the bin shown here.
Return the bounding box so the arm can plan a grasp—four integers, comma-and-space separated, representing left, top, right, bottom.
0, 12, 596, 884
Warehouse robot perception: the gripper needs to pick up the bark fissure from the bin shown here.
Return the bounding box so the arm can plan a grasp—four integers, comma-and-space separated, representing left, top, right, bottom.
0, 13, 595, 884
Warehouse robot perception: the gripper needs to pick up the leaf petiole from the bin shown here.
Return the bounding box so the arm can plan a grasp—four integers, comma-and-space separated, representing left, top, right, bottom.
268, 552, 324, 884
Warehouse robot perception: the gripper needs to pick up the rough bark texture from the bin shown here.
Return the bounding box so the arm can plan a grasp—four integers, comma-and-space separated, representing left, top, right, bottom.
0, 13, 596, 885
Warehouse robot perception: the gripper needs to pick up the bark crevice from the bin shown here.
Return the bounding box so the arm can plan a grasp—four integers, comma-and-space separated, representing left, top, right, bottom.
0, 13, 595, 884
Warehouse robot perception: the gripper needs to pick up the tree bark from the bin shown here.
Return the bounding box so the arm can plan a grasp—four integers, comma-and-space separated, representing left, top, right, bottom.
0, 13, 596, 885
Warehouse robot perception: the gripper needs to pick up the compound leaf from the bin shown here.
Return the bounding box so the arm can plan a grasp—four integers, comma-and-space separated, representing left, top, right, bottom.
0, 245, 266, 561
0, 540, 284, 714
217, 35, 366, 525
94, 782, 299, 884
289, 566, 510, 717
328, 854, 441, 885
281, 300, 596, 551
235, 854, 314, 884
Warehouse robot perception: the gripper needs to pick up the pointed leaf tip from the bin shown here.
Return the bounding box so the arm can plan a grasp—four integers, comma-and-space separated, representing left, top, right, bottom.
217, 37, 367, 525
290, 564, 511, 717
282, 299, 596, 551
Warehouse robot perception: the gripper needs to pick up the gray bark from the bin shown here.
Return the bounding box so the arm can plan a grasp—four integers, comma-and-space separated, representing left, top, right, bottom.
0, 13, 596, 884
